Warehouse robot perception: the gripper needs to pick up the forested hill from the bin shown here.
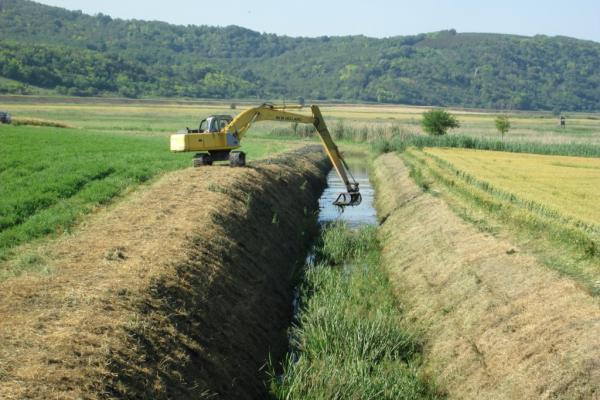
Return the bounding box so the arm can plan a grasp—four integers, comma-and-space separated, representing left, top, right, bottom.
1, 0, 599, 111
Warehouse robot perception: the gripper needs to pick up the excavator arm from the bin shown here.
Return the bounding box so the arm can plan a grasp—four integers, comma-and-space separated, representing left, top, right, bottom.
223, 104, 361, 206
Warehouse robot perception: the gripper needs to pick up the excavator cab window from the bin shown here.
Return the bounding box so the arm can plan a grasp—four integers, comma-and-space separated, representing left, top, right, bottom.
199, 119, 208, 132
208, 118, 219, 132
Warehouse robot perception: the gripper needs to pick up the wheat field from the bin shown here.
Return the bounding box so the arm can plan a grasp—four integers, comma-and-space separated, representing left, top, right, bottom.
424, 147, 600, 227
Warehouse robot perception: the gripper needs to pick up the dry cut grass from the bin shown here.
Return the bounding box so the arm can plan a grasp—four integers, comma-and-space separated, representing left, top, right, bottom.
0, 147, 328, 399
374, 153, 600, 399
10, 117, 72, 128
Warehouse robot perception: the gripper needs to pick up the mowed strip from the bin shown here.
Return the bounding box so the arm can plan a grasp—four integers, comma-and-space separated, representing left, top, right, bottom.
424, 148, 600, 227
0, 148, 328, 399
0, 165, 238, 398
375, 153, 600, 399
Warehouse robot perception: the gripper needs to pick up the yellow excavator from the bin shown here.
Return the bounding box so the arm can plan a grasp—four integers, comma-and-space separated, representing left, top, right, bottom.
170, 103, 361, 206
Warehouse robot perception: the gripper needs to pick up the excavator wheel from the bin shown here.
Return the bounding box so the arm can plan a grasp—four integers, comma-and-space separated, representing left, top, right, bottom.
193, 153, 213, 167
229, 151, 246, 167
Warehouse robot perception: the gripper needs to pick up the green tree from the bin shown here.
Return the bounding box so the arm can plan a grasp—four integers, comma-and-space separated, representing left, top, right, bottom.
421, 109, 460, 136
495, 115, 511, 139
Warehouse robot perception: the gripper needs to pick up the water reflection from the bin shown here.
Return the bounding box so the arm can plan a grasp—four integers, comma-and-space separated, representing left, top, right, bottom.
318, 154, 377, 228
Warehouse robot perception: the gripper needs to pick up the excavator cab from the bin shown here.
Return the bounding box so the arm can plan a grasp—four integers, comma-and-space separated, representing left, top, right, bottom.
199, 115, 233, 133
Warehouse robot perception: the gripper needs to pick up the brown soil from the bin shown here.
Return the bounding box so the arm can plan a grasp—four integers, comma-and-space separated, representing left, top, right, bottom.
0, 146, 329, 399
374, 153, 600, 399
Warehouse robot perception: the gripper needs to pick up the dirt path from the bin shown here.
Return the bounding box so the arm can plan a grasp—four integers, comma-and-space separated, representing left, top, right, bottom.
374, 153, 600, 399
0, 147, 328, 399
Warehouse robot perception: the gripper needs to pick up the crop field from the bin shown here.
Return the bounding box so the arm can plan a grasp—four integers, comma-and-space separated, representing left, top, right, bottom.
4, 96, 600, 145
425, 148, 600, 226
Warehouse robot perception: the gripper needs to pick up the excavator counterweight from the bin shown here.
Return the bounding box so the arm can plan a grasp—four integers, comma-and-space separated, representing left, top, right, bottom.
170, 103, 361, 207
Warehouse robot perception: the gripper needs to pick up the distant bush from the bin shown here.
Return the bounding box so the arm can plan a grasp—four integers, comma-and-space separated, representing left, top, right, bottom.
421, 109, 460, 136
495, 115, 511, 139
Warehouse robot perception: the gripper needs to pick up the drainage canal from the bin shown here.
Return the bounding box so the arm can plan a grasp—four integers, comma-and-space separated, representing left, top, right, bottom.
318, 153, 377, 227
289, 151, 378, 355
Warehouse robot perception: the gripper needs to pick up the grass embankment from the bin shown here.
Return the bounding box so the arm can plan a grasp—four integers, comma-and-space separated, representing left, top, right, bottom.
402, 147, 600, 294
0, 147, 329, 399
374, 153, 600, 398
0, 125, 300, 267
271, 222, 441, 399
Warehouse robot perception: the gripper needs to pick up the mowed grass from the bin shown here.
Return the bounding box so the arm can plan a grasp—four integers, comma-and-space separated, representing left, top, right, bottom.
425, 148, 600, 226
271, 222, 441, 399
0, 124, 300, 264
401, 147, 600, 293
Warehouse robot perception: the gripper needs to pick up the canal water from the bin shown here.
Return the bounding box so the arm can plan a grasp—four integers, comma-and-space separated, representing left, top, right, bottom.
317, 154, 377, 228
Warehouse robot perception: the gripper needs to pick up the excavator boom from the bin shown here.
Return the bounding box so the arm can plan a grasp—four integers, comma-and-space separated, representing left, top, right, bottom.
170, 103, 361, 207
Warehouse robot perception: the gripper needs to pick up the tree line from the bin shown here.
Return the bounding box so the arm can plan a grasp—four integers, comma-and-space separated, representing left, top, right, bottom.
0, 0, 599, 111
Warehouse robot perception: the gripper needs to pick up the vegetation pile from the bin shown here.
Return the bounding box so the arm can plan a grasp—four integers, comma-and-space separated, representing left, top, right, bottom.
10, 117, 72, 128
0, 146, 328, 399
374, 153, 600, 398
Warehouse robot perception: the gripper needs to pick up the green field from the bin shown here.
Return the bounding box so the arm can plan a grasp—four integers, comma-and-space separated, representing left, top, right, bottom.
0, 121, 303, 264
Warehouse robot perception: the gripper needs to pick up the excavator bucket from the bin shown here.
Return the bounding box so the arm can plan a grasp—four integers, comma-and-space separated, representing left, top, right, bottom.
333, 191, 362, 207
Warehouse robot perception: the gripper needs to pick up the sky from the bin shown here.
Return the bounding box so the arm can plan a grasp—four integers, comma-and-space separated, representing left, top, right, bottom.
36, 0, 600, 42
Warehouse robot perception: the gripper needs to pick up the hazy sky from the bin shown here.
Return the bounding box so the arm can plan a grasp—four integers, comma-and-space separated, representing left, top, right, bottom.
37, 0, 600, 42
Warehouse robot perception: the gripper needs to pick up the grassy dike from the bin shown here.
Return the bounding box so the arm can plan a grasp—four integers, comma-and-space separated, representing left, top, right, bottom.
372, 153, 600, 398
401, 148, 600, 294
270, 222, 442, 399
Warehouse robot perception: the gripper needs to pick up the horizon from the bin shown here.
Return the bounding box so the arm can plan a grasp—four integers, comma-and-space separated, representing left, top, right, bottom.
35, 0, 600, 43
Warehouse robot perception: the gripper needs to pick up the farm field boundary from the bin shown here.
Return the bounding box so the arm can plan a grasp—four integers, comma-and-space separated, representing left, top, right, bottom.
372, 134, 600, 158
374, 153, 600, 399
0, 146, 328, 399
402, 148, 600, 294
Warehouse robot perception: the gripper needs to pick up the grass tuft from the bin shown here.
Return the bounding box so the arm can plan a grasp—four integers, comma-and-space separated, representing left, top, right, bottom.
0, 250, 51, 281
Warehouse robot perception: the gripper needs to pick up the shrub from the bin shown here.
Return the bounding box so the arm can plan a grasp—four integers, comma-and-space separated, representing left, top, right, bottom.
421, 109, 460, 136
495, 115, 511, 139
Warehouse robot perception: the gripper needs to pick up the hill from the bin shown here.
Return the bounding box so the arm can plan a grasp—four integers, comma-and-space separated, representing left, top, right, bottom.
1, 0, 599, 111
